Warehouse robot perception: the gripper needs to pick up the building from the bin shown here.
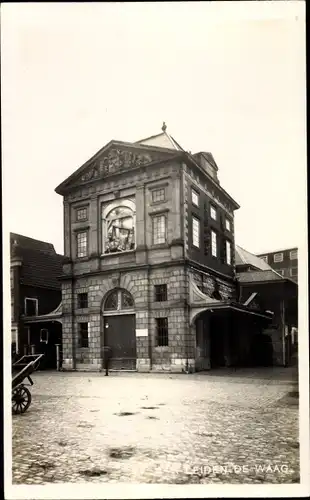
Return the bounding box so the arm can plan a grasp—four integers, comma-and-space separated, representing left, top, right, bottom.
256, 247, 298, 282
55, 124, 273, 373
235, 245, 298, 366
10, 233, 64, 369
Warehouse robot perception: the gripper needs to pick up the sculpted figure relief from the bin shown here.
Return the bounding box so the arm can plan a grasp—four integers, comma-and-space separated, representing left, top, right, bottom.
80, 149, 154, 183
103, 205, 135, 254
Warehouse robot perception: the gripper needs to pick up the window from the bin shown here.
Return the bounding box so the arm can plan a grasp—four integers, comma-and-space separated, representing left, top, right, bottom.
76, 207, 88, 221
210, 205, 217, 220
152, 214, 166, 244
152, 188, 165, 203
104, 289, 134, 311
25, 298, 38, 316
11, 301, 14, 320
121, 290, 134, 309
226, 240, 232, 265
192, 217, 200, 248
260, 256, 268, 262
78, 323, 89, 348
78, 293, 88, 309
290, 267, 298, 277
277, 269, 284, 276
290, 250, 298, 260
274, 253, 283, 263
77, 231, 88, 258
211, 230, 217, 257
154, 284, 167, 302
102, 203, 135, 254
105, 291, 119, 310
10, 269, 14, 289
225, 218, 231, 231
40, 329, 49, 343
191, 189, 199, 207
156, 317, 168, 346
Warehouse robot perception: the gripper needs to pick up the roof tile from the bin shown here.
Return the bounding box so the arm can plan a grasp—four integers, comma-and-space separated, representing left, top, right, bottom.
237, 270, 285, 283
10, 233, 64, 290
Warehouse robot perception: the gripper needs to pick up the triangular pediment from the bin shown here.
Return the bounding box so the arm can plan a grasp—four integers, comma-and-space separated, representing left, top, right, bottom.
55, 140, 180, 195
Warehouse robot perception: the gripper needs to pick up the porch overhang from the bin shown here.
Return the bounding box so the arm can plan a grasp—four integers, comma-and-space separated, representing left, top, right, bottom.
23, 302, 63, 324
189, 278, 273, 324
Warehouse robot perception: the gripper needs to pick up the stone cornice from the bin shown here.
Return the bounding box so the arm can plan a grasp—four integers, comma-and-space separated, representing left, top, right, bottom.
58, 258, 187, 280
56, 142, 182, 196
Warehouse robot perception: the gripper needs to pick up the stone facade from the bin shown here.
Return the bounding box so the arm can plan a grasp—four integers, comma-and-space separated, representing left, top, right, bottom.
56, 133, 243, 372
61, 265, 197, 372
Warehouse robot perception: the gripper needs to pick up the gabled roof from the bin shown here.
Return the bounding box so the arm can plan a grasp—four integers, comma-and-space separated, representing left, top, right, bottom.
20, 248, 64, 290
54, 123, 240, 210
135, 127, 183, 151
235, 245, 273, 271
237, 268, 297, 286
55, 139, 181, 195
10, 233, 56, 255
10, 233, 64, 290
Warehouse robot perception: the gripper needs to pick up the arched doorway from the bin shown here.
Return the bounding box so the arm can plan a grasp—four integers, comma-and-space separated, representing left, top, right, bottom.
102, 288, 136, 370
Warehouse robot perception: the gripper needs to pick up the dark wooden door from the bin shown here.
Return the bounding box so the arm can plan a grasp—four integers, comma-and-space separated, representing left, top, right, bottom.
103, 315, 136, 370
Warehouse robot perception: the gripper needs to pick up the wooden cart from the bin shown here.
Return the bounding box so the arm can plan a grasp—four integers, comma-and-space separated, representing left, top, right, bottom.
12, 354, 44, 414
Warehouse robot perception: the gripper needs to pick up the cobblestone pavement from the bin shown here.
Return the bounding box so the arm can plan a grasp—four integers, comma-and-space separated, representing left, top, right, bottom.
12, 368, 299, 485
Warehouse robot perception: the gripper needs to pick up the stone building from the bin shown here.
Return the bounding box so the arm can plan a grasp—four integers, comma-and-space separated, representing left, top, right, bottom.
55, 125, 273, 372
257, 247, 298, 283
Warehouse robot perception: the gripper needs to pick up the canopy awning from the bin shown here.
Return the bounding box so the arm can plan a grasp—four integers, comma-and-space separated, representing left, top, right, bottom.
189, 278, 273, 324
23, 301, 63, 324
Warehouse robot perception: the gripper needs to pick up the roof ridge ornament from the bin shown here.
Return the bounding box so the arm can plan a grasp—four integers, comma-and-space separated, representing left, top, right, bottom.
162, 121, 167, 132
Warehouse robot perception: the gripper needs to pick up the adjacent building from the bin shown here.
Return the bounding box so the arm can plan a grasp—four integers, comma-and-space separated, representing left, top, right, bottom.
10, 233, 64, 368
257, 247, 298, 283
54, 125, 273, 373
235, 245, 298, 366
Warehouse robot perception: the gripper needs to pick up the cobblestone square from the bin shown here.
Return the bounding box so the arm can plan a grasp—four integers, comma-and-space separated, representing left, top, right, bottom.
12, 368, 299, 484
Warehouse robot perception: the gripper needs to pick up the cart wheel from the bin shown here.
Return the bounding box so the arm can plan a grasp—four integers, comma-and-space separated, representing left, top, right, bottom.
12, 386, 32, 414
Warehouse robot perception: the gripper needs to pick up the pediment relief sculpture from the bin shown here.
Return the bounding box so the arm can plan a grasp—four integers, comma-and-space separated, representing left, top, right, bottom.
79, 148, 163, 184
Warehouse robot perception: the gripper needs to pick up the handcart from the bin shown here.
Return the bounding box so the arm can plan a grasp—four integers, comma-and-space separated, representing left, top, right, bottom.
12, 354, 44, 414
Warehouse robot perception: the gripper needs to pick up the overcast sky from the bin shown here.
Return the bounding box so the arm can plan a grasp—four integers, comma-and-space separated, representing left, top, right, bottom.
2, 2, 306, 256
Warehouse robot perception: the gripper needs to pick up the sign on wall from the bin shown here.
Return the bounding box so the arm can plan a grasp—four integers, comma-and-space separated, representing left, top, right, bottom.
136, 329, 148, 337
